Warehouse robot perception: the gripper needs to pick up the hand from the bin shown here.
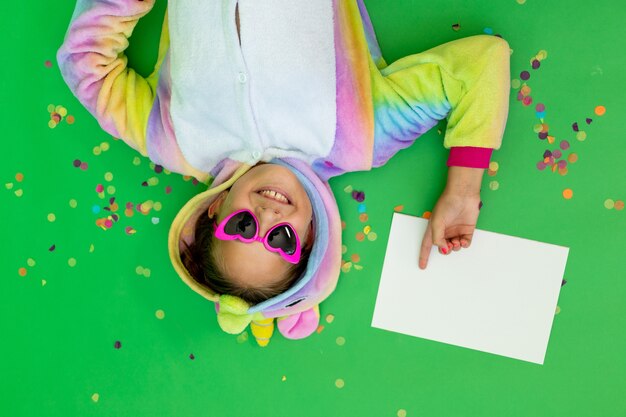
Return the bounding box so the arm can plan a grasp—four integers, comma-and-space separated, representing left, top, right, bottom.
418, 166, 484, 269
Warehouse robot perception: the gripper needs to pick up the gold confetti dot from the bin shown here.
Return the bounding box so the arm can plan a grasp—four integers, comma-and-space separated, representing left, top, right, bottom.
41, 280, 47, 286
354, 264, 364, 271
511, 79, 521, 89
155, 309, 165, 320
236, 331, 249, 343
281, 376, 287, 381
555, 306, 561, 315
106, 185, 116, 195
567, 153, 578, 163
148, 177, 159, 186
367, 232, 378, 241
489, 161, 499, 171
516, 0, 526, 4
100, 142, 110, 151
15, 189, 24, 197
325, 314, 335, 324
58, 107, 68, 117
142, 268, 151, 278
47, 213, 56, 222
153, 202, 162, 211
336, 336, 346, 346
104, 172, 113, 182
5, 182, 13, 190
363, 225, 371, 235
93, 146, 102, 156
594, 105, 606, 116
335, 379, 345, 389
341, 245, 347, 254
344, 185, 353, 193
68, 258, 77, 267
48, 120, 57, 129
398, 410, 408, 417
537, 50, 548, 60
576, 131, 587, 141
489, 181, 499, 191
91, 393, 100, 403
341, 262, 353, 273
562, 188, 573, 200
27, 258, 36, 267
136, 266, 145, 275
133, 156, 141, 166
604, 199, 615, 210
89, 244, 95, 253
47, 104, 55, 113
69, 199, 78, 208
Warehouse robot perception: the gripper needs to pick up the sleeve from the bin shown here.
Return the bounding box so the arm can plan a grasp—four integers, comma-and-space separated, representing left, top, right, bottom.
57, 0, 165, 156
370, 35, 510, 169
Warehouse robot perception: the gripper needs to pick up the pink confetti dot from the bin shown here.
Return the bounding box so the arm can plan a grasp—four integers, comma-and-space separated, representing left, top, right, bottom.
535, 103, 545, 112
522, 96, 533, 106
104, 219, 113, 228
95, 184, 104, 193
80, 162, 88, 170
560, 140, 570, 150
536, 161, 547, 170
44, 60, 53, 68
165, 186, 172, 194
553, 149, 562, 159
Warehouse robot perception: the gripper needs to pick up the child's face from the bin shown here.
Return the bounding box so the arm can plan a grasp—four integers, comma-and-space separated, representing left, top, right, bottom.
209, 164, 313, 290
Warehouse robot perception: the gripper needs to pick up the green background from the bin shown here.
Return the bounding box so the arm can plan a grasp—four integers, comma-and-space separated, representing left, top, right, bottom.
3, 0, 625, 416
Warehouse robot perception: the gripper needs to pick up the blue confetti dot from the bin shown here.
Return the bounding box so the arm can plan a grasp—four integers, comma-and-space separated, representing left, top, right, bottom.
358, 203, 367, 213
92, 205, 101, 214
483, 27, 494, 35
536, 111, 546, 119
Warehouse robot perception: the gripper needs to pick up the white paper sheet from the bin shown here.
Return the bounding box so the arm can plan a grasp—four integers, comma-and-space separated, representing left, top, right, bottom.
371, 213, 569, 364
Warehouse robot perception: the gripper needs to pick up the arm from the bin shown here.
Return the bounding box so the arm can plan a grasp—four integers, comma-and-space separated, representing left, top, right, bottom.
57, 0, 162, 156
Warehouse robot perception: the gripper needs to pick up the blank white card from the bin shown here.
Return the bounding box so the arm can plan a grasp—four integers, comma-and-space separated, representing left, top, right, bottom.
371, 213, 569, 364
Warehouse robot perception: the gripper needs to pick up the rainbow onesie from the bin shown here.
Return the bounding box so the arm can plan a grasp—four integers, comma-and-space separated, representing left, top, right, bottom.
58, 0, 510, 346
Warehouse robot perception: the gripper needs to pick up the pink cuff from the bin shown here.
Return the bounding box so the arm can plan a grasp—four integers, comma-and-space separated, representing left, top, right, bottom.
447, 147, 494, 169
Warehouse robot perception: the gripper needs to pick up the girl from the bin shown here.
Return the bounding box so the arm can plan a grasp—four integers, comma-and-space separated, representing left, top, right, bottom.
57, 0, 510, 346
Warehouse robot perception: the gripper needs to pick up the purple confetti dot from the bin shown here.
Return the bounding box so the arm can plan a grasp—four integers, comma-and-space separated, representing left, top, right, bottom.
558, 160, 568, 168
111, 214, 119, 222
532, 59, 541, 69
114, 341, 122, 349
192, 178, 199, 186
516, 91, 524, 101
535, 103, 545, 112
520, 71, 530, 80
572, 122, 579, 132
561, 279, 567, 287
49, 244, 56, 252
538, 132, 548, 139
536, 161, 547, 170
73, 159, 81, 167
560, 140, 570, 150
478, 201, 483, 210
543, 150, 552, 158
154, 164, 163, 174
553, 149, 562, 159
351, 190, 365, 202
80, 162, 88, 170
141, 181, 148, 187
586, 118, 593, 125
189, 353, 195, 360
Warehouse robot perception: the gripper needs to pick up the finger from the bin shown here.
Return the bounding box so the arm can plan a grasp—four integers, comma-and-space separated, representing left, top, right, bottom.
431, 219, 449, 254
418, 223, 434, 269
460, 234, 473, 248
451, 237, 461, 251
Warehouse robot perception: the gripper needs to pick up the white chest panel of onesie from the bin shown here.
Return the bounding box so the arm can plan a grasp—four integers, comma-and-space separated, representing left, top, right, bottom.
167, 0, 337, 172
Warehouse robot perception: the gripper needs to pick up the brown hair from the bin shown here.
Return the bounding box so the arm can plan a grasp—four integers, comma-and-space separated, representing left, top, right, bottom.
180, 210, 311, 305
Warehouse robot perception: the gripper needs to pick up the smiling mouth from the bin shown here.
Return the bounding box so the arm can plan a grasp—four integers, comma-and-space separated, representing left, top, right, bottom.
257, 189, 291, 204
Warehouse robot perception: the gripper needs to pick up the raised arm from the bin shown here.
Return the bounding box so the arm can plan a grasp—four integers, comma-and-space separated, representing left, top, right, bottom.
57, 0, 164, 156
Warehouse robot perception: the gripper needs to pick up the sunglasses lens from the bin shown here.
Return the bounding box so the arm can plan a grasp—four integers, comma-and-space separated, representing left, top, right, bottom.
223, 212, 256, 239
267, 225, 297, 255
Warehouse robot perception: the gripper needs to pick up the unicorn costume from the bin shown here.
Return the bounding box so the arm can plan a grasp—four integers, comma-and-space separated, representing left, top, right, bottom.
58, 0, 510, 346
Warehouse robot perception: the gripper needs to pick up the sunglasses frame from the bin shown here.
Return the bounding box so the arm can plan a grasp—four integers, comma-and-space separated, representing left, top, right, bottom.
213, 209, 302, 264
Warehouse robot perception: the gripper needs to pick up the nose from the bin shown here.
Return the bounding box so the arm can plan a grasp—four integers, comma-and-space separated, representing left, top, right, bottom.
255, 206, 282, 235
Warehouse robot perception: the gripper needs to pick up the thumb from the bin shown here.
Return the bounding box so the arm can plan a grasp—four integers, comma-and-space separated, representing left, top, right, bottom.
418, 222, 433, 269
431, 218, 449, 254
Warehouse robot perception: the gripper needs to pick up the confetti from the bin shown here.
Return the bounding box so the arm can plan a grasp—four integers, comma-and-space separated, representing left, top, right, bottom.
594, 105, 606, 116
451, 23, 460, 31
18, 268, 27, 277
422, 211, 431, 219
489, 181, 499, 191
236, 331, 249, 343
336, 337, 346, 346
155, 309, 165, 320
351, 190, 365, 202
136, 266, 145, 275
15, 173, 24, 182
47, 213, 56, 222
189, 354, 195, 360
562, 188, 573, 199
325, 314, 335, 324
615, 200, 624, 210
335, 379, 345, 389
343, 185, 353, 193
114, 341, 122, 349
394, 205, 404, 212
350, 254, 360, 263
68, 258, 77, 267
355, 232, 365, 242
27, 258, 36, 267
49, 245, 56, 252
358, 213, 368, 222
69, 199, 78, 208
398, 410, 408, 417
316, 325, 325, 334
91, 393, 100, 403
604, 199, 615, 209
367, 232, 378, 241
281, 376, 287, 382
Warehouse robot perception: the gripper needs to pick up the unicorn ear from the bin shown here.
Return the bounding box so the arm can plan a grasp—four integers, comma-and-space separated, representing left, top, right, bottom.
277, 305, 320, 339
216, 295, 253, 334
